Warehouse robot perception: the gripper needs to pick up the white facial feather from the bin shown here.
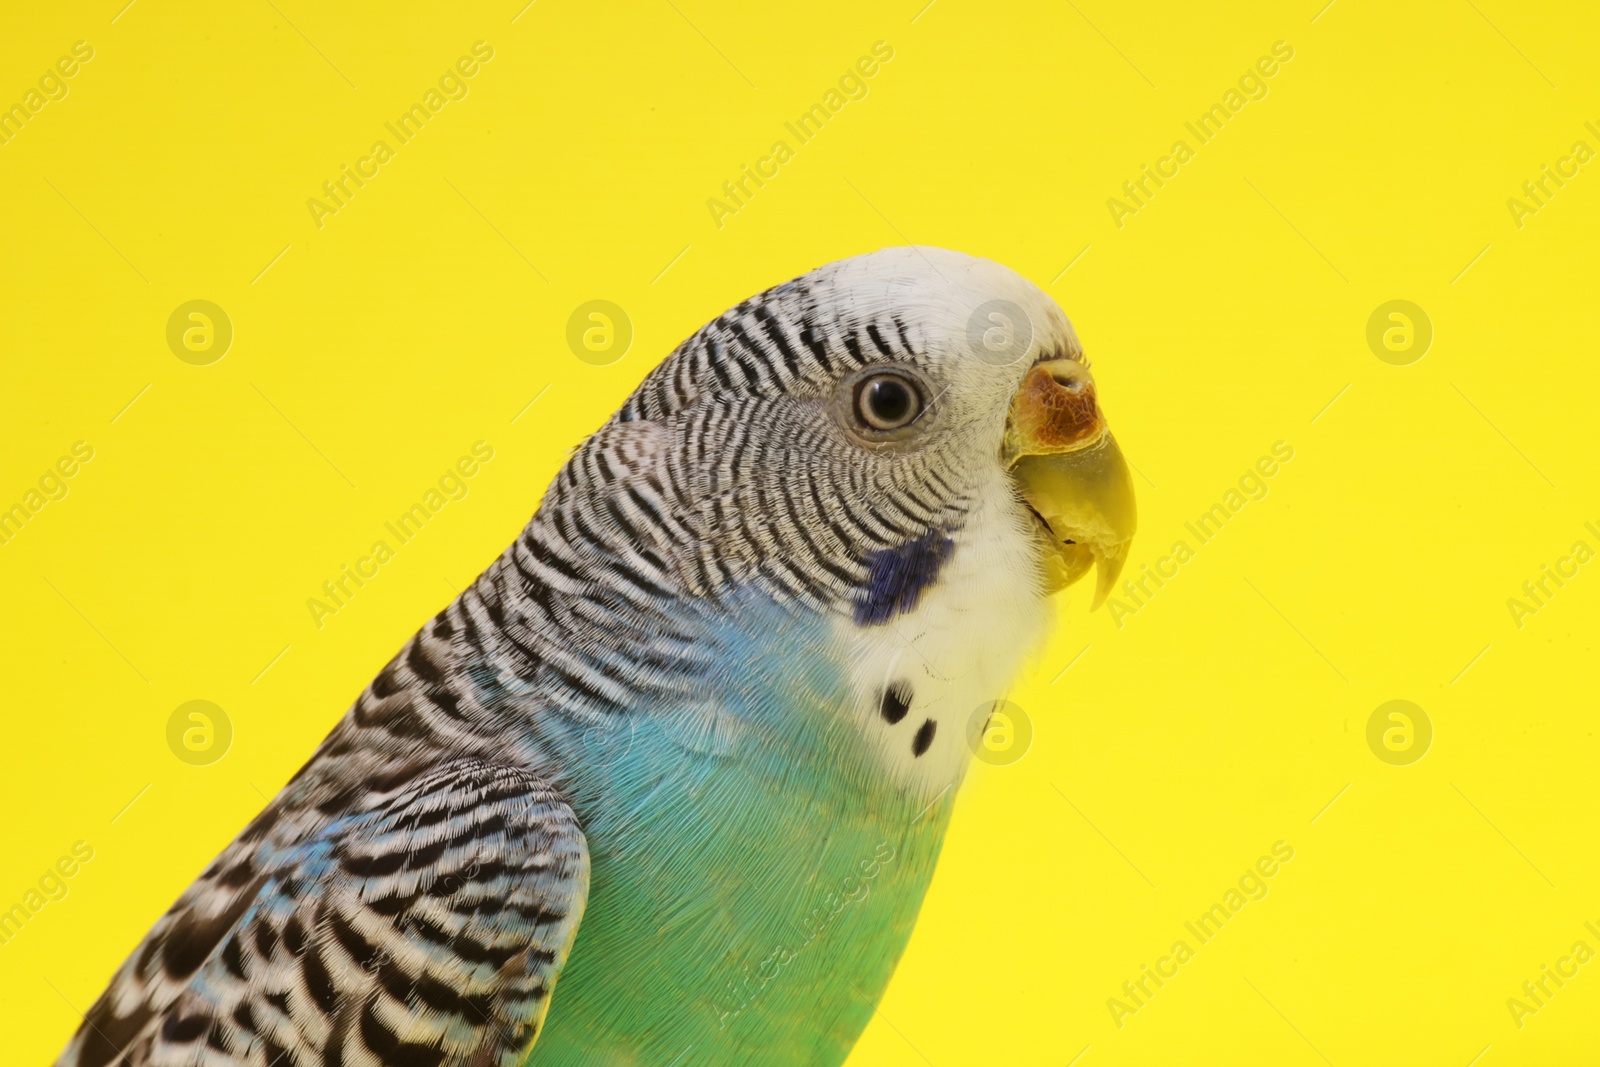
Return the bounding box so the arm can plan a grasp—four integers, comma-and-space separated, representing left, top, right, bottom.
837, 476, 1055, 793
815, 248, 1081, 793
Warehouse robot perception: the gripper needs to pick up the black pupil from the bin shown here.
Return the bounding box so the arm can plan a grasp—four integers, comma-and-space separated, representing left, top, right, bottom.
867, 378, 911, 423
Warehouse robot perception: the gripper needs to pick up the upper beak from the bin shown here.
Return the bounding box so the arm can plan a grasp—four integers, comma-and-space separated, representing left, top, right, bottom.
1002, 359, 1137, 609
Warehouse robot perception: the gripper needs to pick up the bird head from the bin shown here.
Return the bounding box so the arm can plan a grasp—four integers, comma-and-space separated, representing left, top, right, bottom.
608, 246, 1136, 619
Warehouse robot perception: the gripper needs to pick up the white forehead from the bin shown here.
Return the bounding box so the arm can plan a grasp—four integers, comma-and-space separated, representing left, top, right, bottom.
806, 246, 1081, 402
618, 246, 1081, 427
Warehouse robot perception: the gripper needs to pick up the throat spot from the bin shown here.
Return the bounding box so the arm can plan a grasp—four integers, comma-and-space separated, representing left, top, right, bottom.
879, 681, 912, 724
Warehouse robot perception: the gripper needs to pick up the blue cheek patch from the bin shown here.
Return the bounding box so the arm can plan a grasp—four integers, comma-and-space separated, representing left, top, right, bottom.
855, 531, 956, 626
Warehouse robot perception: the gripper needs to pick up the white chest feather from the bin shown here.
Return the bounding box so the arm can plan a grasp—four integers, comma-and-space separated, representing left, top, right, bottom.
833, 481, 1056, 797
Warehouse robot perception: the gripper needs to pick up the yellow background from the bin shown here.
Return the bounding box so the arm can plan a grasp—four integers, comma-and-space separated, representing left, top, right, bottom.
3, 0, 1597, 1063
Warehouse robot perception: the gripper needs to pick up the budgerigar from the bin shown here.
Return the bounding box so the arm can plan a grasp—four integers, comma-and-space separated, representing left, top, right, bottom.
57, 247, 1136, 1067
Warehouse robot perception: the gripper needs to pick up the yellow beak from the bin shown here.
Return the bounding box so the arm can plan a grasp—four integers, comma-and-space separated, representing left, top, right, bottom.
1002, 359, 1137, 609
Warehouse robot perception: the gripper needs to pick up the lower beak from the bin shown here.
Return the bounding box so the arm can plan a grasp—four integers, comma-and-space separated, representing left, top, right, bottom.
1003, 360, 1137, 608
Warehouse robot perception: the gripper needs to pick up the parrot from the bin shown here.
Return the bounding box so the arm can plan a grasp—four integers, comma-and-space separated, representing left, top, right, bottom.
56, 246, 1136, 1067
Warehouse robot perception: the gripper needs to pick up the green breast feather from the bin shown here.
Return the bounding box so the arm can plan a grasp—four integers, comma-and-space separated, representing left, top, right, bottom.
525, 600, 958, 1066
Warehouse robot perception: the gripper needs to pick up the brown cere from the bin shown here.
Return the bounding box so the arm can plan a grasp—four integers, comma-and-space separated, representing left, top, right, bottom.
1008, 362, 1104, 452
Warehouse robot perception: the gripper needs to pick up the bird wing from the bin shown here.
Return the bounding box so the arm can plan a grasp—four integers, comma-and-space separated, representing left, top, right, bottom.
59, 758, 588, 1067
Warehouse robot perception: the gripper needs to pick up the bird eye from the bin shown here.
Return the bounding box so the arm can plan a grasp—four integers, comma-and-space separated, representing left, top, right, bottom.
854, 373, 923, 432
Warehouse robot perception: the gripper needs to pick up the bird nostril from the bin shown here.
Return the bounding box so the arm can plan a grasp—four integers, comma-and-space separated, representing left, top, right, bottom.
1043, 363, 1090, 394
